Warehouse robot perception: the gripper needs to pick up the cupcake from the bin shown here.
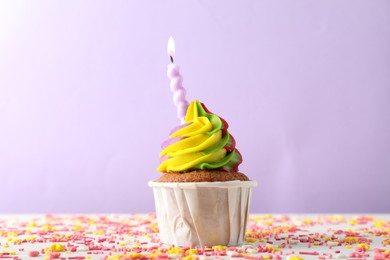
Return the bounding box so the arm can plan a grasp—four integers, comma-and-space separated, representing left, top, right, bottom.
149, 100, 257, 247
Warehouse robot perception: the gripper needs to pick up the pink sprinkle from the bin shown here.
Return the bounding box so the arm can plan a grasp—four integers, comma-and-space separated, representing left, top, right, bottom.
28, 251, 39, 257
299, 251, 319, 255
50, 252, 61, 259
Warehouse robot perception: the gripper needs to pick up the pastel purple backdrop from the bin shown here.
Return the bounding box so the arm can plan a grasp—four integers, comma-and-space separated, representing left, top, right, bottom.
1, 1, 389, 213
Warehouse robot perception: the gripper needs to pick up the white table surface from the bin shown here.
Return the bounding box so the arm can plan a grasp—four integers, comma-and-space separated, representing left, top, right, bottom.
0, 214, 389, 259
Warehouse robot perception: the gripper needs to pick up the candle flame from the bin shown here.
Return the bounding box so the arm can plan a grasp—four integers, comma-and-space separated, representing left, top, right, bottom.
167, 36, 175, 56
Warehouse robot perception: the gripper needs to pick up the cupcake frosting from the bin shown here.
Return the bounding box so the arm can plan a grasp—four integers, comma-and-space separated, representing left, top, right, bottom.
158, 100, 242, 173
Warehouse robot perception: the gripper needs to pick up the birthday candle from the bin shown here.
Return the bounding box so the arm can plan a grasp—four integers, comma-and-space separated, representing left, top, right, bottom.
167, 37, 188, 123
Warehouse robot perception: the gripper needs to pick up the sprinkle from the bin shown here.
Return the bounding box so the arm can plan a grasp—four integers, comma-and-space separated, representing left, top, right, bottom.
49, 244, 65, 252
0, 214, 387, 259
28, 251, 39, 257
50, 252, 61, 259
286, 255, 303, 260
185, 249, 198, 255
299, 251, 319, 255
76, 246, 89, 252
226, 250, 239, 257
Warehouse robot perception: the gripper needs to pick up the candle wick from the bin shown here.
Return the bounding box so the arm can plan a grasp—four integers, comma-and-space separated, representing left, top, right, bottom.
170, 56, 174, 63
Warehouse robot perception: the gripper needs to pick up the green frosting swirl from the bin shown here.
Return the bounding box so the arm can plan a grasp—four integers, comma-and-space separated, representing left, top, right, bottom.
158, 100, 242, 173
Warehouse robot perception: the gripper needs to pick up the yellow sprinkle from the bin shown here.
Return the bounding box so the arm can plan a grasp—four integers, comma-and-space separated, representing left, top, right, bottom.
287, 256, 303, 260
168, 247, 183, 254
213, 245, 227, 251
129, 253, 143, 258
267, 245, 279, 252
357, 243, 370, 250
27, 222, 37, 227
185, 249, 198, 255
130, 243, 141, 248
348, 219, 358, 225
345, 245, 352, 249
263, 256, 271, 260
42, 225, 51, 230
49, 243, 65, 252
94, 230, 104, 235
330, 215, 345, 222
26, 236, 37, 241
181, 256, 197, 260
73, 225, 83, 231
375, 220, 385, 227
245, 237, 257, 243
345, 237, 358, 243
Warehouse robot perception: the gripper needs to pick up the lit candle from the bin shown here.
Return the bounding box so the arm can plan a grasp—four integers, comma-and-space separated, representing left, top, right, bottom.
167, 37, 188, 123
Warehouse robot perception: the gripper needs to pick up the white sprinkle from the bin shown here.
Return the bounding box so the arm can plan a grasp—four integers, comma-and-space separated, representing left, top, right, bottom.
226, 250, 239, 256
335, 253, 347, 258
327, 241, 339, 246
246, 248, 257, 254
76, 246, 89, 252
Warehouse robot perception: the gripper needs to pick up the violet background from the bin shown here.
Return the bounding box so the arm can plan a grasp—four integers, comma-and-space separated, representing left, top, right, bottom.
1, 1, 389, 213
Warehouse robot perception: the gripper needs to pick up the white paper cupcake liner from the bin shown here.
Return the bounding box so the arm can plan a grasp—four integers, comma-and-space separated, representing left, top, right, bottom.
149, 180, 257, 247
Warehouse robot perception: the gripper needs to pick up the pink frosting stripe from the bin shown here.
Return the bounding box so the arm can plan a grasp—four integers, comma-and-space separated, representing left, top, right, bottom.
161, 136, 184, 149
160, 155, 169, 163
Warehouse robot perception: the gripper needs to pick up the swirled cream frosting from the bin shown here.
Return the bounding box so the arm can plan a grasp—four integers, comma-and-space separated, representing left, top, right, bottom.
158, 100, 242, 173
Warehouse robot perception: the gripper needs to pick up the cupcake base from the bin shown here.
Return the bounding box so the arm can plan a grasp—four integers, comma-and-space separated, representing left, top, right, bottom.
149, 180, 257, 247
154, 170, 249, 182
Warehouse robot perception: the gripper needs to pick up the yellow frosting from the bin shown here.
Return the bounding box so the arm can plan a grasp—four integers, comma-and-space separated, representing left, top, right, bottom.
158, 100, 242, 173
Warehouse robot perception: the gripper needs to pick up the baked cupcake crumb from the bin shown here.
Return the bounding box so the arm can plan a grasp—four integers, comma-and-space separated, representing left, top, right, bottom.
154, 170, 249, 182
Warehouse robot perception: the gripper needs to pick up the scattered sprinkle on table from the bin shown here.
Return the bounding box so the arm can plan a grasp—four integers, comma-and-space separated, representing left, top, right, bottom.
0, 214, 389, 259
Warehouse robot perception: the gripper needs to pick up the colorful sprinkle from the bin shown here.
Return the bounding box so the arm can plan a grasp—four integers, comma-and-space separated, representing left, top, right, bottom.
0, 214, 388, 259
